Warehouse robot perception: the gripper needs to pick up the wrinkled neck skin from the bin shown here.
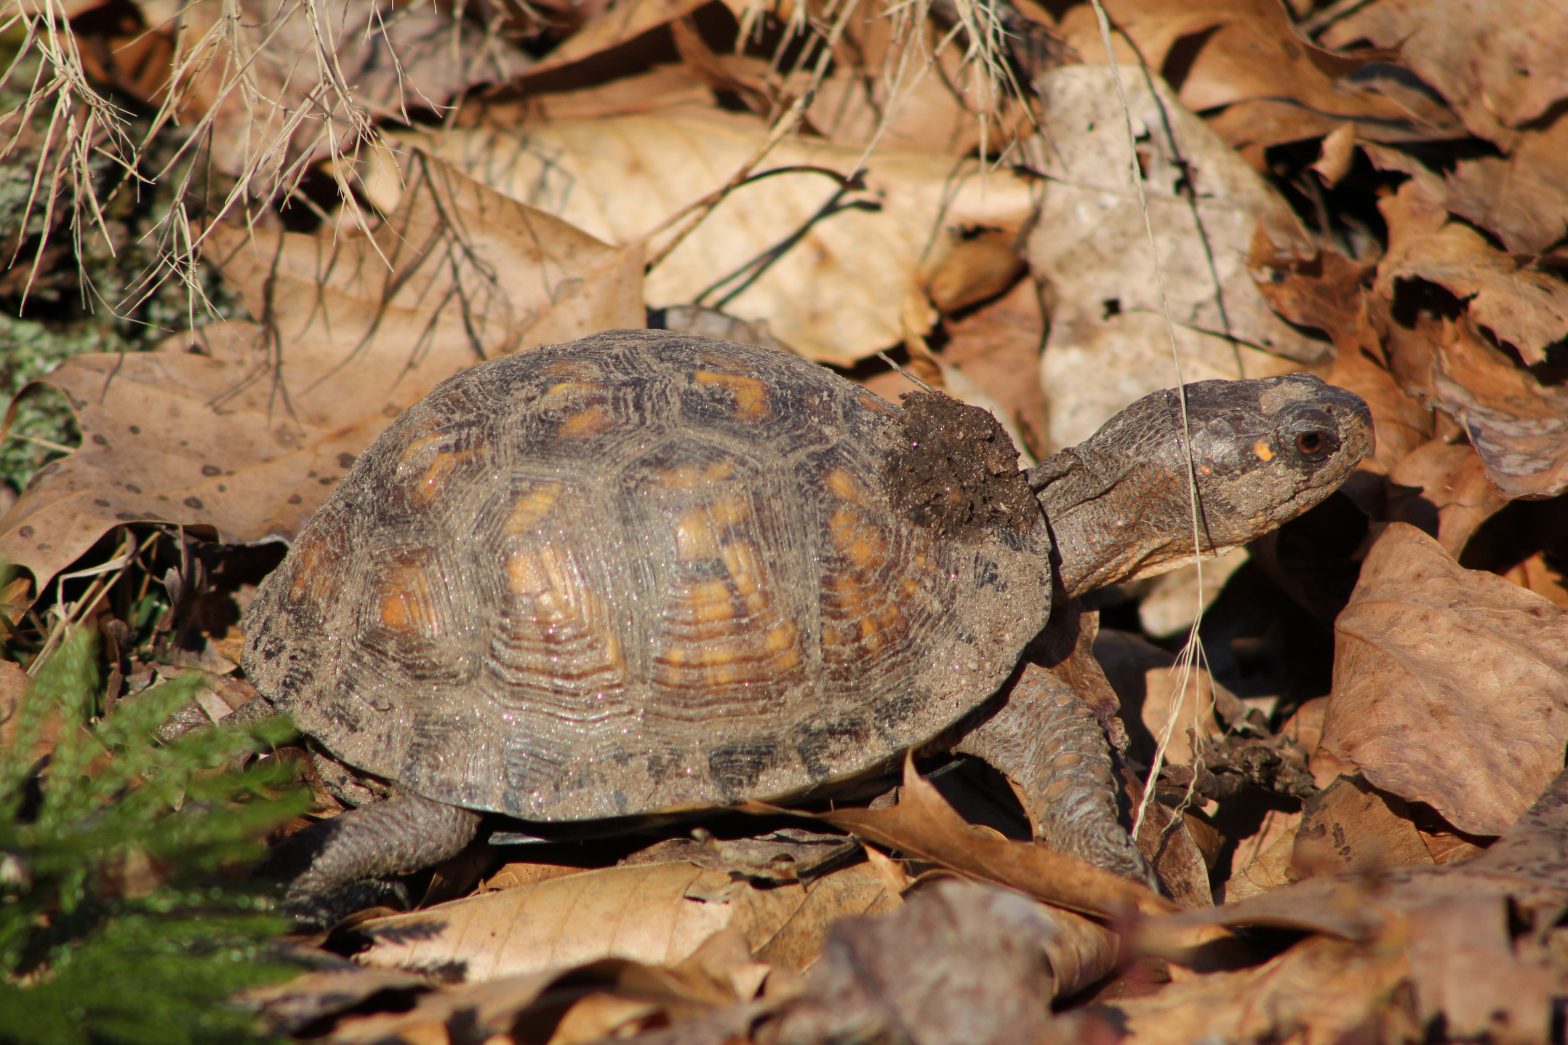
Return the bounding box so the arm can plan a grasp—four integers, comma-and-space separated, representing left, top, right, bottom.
1033, 441, 1212, 600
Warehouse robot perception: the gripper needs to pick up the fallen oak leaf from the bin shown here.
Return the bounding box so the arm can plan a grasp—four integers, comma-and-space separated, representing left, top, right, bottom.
0, 154, 644, 594
132, 0, 529, 184
1430, 320, 1568, 501
348, 860, 898, 983
1321, 0, 1568, 144
1320, 523, 1568, 837
1138, 768, 1568, 1042
386, 107, 1035, 365
750, 756, 1174, 921
1375, 180, 1568, 367
1027, 65, 1316, 450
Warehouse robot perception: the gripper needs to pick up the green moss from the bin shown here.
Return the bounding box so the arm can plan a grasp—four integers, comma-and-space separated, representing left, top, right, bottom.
0, 628, 309, 1044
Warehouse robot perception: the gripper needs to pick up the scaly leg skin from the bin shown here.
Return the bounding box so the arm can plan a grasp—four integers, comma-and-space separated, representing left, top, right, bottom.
265, 790, 482, 927
955, 662, 1157, 889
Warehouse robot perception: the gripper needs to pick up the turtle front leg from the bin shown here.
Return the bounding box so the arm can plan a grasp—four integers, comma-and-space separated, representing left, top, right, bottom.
955, 663, 1156, 888
266, 790, 482, 926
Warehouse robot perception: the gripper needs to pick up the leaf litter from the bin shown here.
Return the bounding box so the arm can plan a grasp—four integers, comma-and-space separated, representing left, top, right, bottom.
3, 0, 1568, 1041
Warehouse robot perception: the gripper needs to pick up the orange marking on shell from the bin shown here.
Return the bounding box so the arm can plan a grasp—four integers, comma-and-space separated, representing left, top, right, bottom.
506, 483, 564, 533
546, 379, 601, 398
543, 359, 597, 379
846, 533, 885, 570
825, 468, 865, 505
694, 370, 771, 419
828, 573, 869, 618
506, 546, 623, 668
676, 510, 720, 560
287, 527, 340, 608
505, 549, 549, 598
721, 540, 759, 596
377, 563, 431, 634
709, 494, 750, 528
658, 644, 739, 669
686, 579, 736, 624
559, 404, 611, 437
660, 461, 735, 490
828, 507, 863, 554
764, 620, 799, 655
416, 449, 473, 503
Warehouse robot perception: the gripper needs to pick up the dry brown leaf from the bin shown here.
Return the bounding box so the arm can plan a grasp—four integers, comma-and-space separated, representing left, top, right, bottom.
764, 878, 1091, 1042
1430, 322, 1568, 501
1290, 775, 1434, 878
1501, 553, 1568, 609
0, 658, 63, 767
1322, 0, 1568, 143
794, 758, 1172, 919
389, 107, 1035, 364
1377, 179, 1568, 367
352, 860, 897, 982
1026, 65, 1318, 449
1117, 932, 1409, 1044
797, 8, 1022, 156
245, 966, 433, 1038
1386, 439, 1509, 557
1221, 806, 1301, 900
1320, 523, 1568, 836
1059, 0, 1416, 155
1442, 114, 1568, 255
137, 0, 525, 183
1143, 769, 1568, 1041
0, 156, 643, 593
326, 956, 743, 1045
516, 0, 711, 79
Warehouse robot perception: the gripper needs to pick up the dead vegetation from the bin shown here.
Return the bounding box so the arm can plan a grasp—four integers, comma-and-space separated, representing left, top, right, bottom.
2, 0, 1567, 1041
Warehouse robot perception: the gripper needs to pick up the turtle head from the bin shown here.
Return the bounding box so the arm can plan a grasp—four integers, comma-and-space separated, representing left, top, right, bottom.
1032, 373, 1373, 599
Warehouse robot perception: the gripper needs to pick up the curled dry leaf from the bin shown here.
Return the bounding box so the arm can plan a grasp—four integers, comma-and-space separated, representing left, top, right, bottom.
1376, 179, 1568, 367
136, 0, 526, 183
1290, 775, 1434, 879
1320, 523, 1568, 837
390, 108, 1035, 364
1140, 769, 1568, 1042
1441, 114, 1568, 255
1430, 322, 1568, 501
323, 955, 744, 1045
789, 757, 1172, 920
1059, 0, 1417, 156
1118, 934, 1406, 1045
513, 0, 712, 80
351, 860, 898, 982
1321, 0, 1568, 143
0, 156, 644, 593
1385, 439, 1509, 556
764, 878, 1090, 1043
1026, 65, 1318, 449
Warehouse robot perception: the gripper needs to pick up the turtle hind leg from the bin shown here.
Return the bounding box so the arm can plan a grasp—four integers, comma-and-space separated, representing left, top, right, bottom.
955, 663, 1157, 889
264, 790, 482, 927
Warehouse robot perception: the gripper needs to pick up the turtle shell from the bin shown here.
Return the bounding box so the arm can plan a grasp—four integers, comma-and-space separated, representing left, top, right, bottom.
243, 330, 1052, 820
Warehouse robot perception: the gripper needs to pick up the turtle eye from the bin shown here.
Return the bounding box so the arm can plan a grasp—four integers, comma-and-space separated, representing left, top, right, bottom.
1294, 429, 1335, 460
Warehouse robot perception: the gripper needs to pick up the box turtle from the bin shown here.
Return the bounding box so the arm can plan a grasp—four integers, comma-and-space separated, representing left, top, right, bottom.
244, 329, 1372, 918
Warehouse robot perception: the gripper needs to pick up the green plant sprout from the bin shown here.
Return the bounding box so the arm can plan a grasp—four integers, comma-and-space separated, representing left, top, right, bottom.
0, 626, 308, 1044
